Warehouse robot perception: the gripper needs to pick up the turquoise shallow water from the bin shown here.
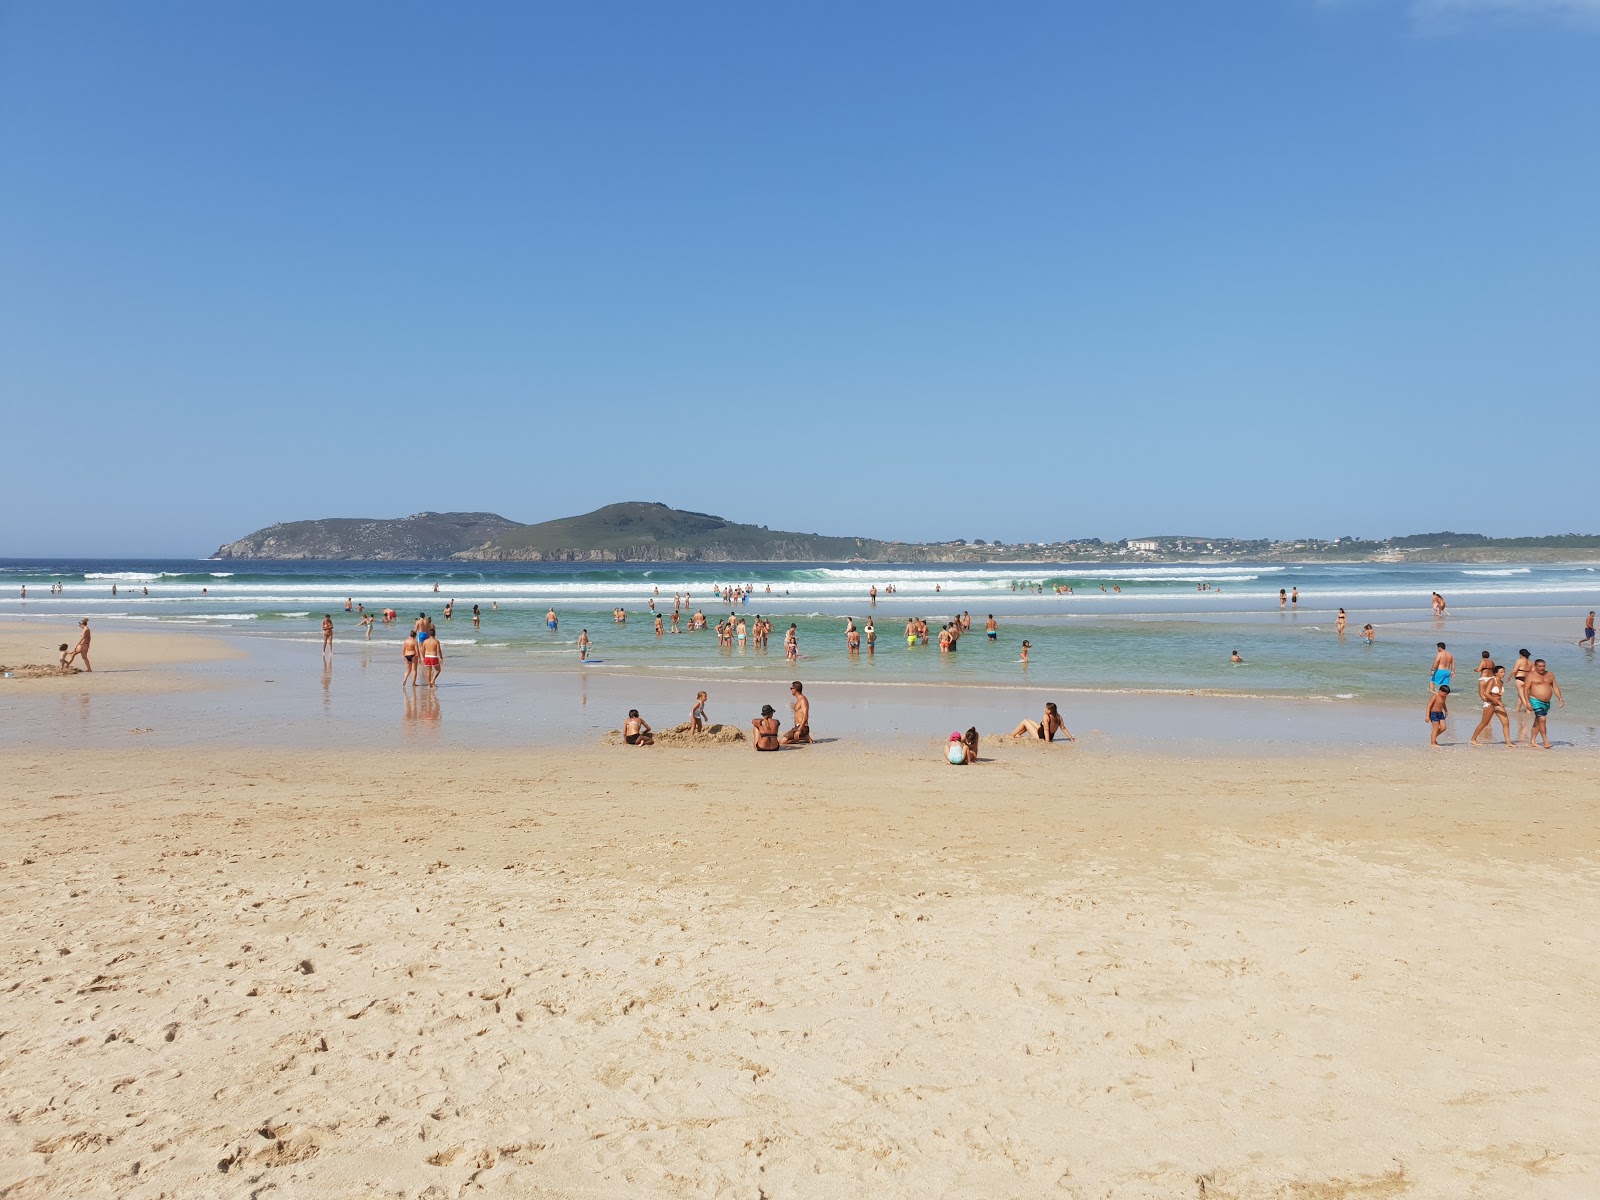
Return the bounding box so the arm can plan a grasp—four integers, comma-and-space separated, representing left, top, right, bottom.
2, 558, 1596, 721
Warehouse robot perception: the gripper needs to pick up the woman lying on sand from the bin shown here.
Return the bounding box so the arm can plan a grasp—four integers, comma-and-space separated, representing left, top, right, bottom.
1009, 702, 1073, 743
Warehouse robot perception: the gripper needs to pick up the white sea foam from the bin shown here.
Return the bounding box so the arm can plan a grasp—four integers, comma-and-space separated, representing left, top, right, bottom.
1461, 568, 1532, 576
84, 571, 164, 581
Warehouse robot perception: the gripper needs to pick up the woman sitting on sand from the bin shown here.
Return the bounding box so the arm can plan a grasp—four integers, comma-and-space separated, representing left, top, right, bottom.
1008, 702, 1074, 743
752, 705, 781, 751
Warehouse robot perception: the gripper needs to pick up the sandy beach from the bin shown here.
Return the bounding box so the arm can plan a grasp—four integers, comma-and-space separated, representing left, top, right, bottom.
0, 621, 243, 697
3, 738, 1596, 1199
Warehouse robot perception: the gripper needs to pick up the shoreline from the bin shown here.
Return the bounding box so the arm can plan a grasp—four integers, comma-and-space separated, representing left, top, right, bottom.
3, 620, 1593, 753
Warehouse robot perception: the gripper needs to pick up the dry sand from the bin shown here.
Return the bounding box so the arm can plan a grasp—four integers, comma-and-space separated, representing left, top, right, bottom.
2, 743, 1597, 1199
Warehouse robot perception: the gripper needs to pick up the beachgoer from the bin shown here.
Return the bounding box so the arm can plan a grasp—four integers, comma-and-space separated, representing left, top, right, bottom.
1526, 660, 1563, 750
623, 709, 653, 747
1336, 609, 1347, 637
1470, 665, 1512, 747
69, 620, 91, 671
985, 614, 997, 640
472, 605, 481, 629
402, 631, 420, 687
946, 733, 970, 765
546, 608, 558, 631
1429, 642, 1454, 692
654, 613, 664, 636
422, 633, 443, 686
752, 705, 781, 751
1426, 685, 1450, 747
946, 728, 978, 765
57, 642, 71, 667
322, 614, 335, 654
1291, 587, 1299, 607
1362, 624, 1375, 644
783, 680, 811, 744
344, 597, 352, 612
865, 619, 875, 654
577, 629, 590, 660
1279, 589, 1287, 608
1020, 640, 1030, 666
1512, 648, 1532, 711
1008, 701, 1073, 742
1580, 611, 1596, 648
1230, 650, 1243, 663
359, 613, 375, 640
691, 691, 708, 733
785, 624, 798, 661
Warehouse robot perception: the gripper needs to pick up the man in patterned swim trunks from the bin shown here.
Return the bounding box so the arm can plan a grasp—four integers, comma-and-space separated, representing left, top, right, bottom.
1526, 659, 1563, 750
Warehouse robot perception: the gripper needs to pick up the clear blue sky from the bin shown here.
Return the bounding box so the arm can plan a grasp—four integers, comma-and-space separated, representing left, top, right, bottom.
2, 1, 1596, 556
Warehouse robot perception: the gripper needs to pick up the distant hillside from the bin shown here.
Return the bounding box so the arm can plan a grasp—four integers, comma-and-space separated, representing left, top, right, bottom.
212, 507, 1600, 563
213, 512, 522, 560
212, 503, 945, 562
464, 502, 914, 562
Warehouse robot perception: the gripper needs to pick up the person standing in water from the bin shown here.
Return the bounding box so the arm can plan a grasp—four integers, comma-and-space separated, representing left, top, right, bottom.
321, 614, 335, 655
1429, 643, 1454, 692
577, 629, 591, 661
1580, 611, 1596, 648
1336, 609, 1347, 637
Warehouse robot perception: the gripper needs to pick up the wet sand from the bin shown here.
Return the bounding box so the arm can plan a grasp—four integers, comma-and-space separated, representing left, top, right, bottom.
0, 621, 244, 697
2, 744, 1596, 1198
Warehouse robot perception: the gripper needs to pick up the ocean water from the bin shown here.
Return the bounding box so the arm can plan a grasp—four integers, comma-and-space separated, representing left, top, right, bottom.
3, 559, 1596, 717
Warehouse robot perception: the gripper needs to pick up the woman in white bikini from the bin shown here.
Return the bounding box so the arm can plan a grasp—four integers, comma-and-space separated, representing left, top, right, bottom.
1469, 666, 1511, 746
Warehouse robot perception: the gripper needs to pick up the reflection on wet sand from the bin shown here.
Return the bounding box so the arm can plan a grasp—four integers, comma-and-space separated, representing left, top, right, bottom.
404, 686, 440, 737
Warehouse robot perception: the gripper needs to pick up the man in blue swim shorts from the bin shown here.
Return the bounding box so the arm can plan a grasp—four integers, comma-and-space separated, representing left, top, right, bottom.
1526, 659, 1563, 750
1429, 642, 1455, 692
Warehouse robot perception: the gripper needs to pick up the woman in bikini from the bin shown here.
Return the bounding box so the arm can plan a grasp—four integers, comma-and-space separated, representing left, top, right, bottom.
1512, 649, 1533, 712
1470, 666, 1512, 746
1009, 701, 1073, 742
751, 705, 781, 751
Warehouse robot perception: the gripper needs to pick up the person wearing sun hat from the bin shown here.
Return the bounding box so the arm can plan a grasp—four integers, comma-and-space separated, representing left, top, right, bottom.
752, 705, 781, 752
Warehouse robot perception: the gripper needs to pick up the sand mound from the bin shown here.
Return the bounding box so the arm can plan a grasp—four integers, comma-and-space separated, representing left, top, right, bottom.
604, 721, 746, 747
0, 663, 81, 680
